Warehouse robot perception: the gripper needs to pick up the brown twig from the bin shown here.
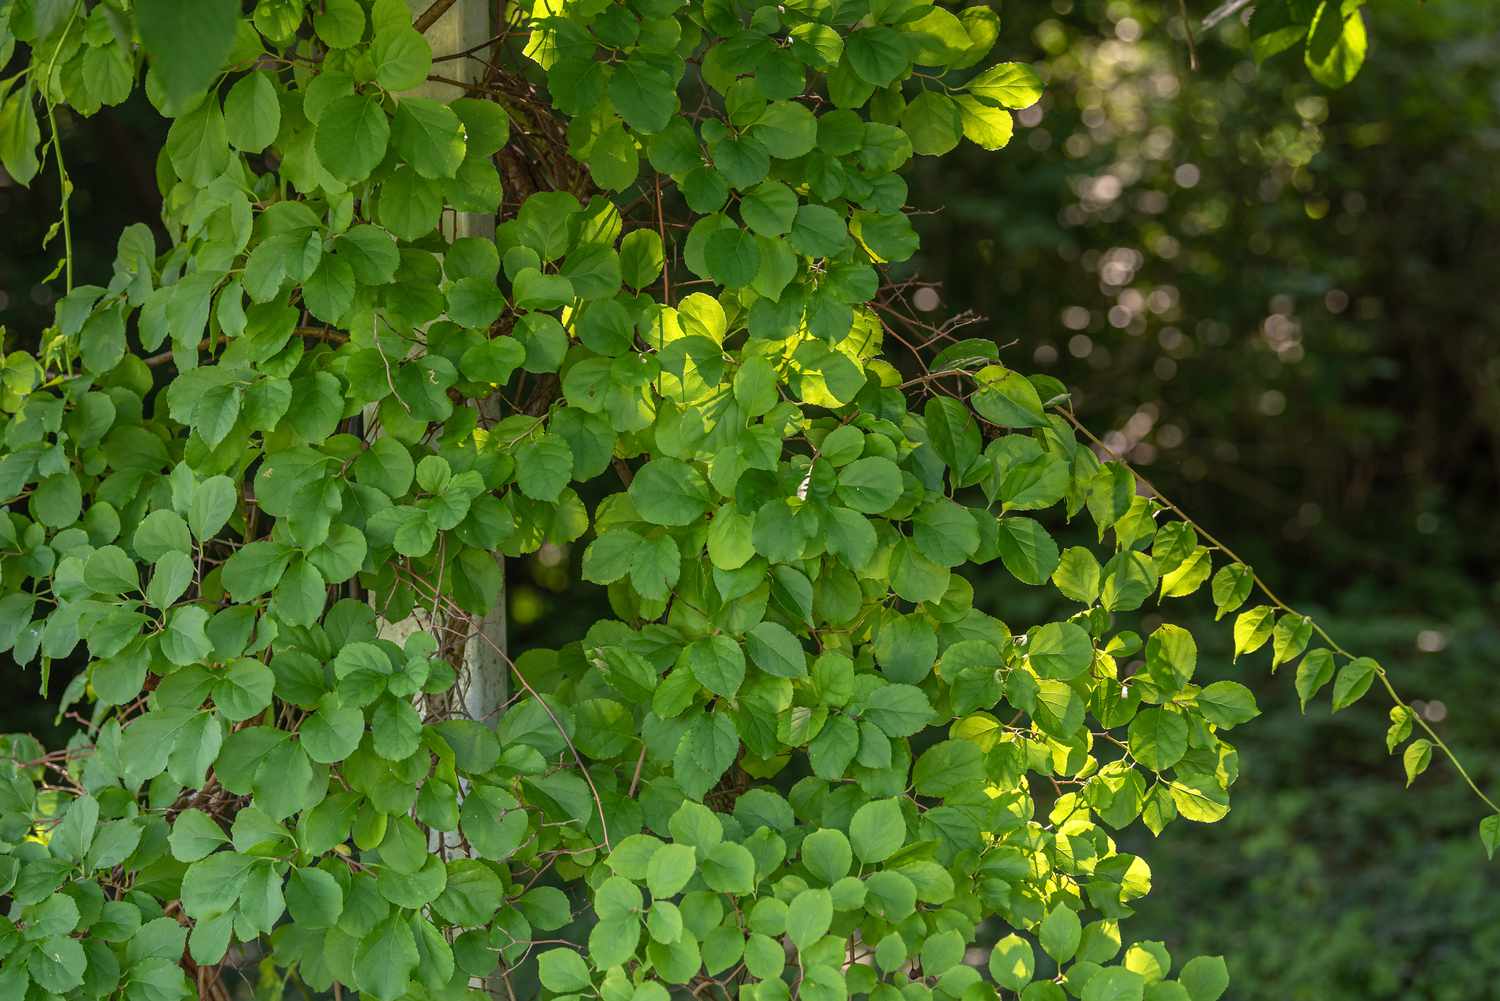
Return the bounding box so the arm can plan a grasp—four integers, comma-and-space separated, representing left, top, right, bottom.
469, 628, 614, 852
656, 174, 671, 306
1179, 0, 1200, 71
143, 326, 345, 367
413, 0, 459, 33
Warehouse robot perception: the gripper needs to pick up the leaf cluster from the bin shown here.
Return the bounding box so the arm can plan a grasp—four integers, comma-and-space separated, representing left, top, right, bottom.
0, 2, 1474, 1000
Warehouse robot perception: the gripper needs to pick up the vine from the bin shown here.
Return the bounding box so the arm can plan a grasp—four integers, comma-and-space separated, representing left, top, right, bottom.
0, 2, 1485, 1001
1056, 408, 1500, 818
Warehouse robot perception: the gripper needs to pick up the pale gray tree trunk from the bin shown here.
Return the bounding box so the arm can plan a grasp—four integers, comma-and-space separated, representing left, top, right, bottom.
400, 3, 511, 993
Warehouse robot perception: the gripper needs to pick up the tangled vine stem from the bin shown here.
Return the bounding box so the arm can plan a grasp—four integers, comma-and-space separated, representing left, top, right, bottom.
1056, 406, 1500, 818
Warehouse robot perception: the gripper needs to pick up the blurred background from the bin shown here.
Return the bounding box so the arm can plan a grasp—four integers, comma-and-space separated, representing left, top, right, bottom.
3, 2, 1498, 998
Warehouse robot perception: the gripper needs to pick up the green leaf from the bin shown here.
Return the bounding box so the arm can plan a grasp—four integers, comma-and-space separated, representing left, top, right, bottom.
1304, 1, 1367, 88
34, 473, 83, 527
912, 739, 985, 797
223, 540, 292, 600
437, 859, 506, 926
589, 915, 640, 967
137, 0, 238, 105
393, 97, 467, 178
609, 59, 677, 133
968, 62, 1044, 109
1160, 546, 1212, 599
1250, 0, 1314, 61
1402, 738, 1433, 787
801, 829, 852, 885
673, 712, 739, 799
189, 475, 237, 541
1053, 547, 1102, 605
836, 457, 902, 514
1082, 968, 1144, 1001
972, 367, 1047, 427
1480, 815, 1500, 861
168, 809, 228, 862
460, 785, 527, 860
669, 801, 723, 849
996, 517, 1060, 585
373, 26, 433, 91
745, 621, 807, 679
372, 696, 423, 759
686, 635, 746, 697
955, 95, 1014, 150
1330, 656, 1379, 712
162, 606, 213, 665
355, 915, 420, 1000
214, 658, 276, 721
1028, 621, 1093, 680
701, 841, 756, 894
286, 867, 344, 928
166, 99, 229, 186
586, 122, 639, 190
646, 842, 697, 898
789, 204, 849, 258
1169, 773, 1230, 823
629, 458, 711, 525
864, 684, 932, 737
1270, 613, 1313, 670
620, 229, 665, 289
1295, 648, 1335, 712
787, 888, 833, 949
874, 614, 937, 684
583, 528, 642, 584
1231, 605, 1275, 661
300, 699, 365, 764
224, 71, 281, 153
143, 552, 190, 615
29, 933, 87, 992
316, 0, 366, 47
903, 91, 963, 156
704, 226, 761, 288
804, 714, 855, 780
538, 948, 592, 992
751, 101, 818, 159
271, 558, 327, 627
0, 86, 43, 186
1128, 709, 1189, 772
1195, 681, 1260, 729
316, 94, 391, 182
84, 545, 139, 595
1039, 903, 1082, 964
847, 27, 910, 87
516, 435, 575, 501
990, 933, 1035, 990
1178, 955, 1229, 1001
741, 181, 798, 236
849, 798, 905, 863
49, 794, 99, 863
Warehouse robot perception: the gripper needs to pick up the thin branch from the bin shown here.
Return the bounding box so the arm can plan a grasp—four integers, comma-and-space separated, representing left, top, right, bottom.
143, 326, 345, 367
413, 0, 459, 33
1202, 0, 1255, 31
468, 627, 614, 852
432, 30, 510, 62
1178, 0, 1200, 71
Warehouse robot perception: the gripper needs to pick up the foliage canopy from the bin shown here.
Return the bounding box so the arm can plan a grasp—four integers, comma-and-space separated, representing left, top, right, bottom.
0, 1, 1487, 1001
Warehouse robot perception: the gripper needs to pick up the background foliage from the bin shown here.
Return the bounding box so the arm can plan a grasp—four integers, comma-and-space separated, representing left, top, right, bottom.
0, 1, 1495, 1000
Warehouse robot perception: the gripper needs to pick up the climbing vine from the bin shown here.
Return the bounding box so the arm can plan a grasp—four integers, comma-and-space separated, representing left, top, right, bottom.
0, 1, 1486, 1000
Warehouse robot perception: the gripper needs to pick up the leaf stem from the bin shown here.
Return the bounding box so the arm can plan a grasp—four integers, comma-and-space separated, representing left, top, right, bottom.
41, 4, 81, 296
